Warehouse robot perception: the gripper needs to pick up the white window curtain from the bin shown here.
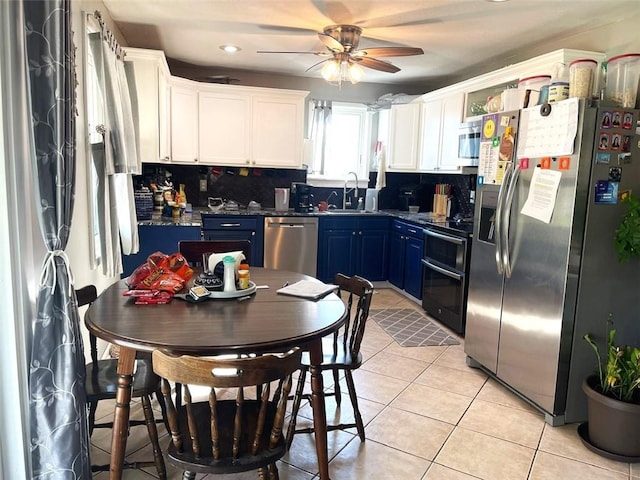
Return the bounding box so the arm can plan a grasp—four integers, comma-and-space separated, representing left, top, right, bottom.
309, 99, 332, 175
87, 14, 140, 276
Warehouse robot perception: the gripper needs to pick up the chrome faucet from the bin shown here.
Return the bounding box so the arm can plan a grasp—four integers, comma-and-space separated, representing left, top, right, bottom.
343, 171, 359, 209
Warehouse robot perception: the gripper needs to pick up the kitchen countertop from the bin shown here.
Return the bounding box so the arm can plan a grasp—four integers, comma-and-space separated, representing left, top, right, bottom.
139, 208, 474, 236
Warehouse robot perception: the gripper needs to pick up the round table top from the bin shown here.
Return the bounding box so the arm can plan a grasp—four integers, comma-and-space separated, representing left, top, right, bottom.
85, 268, 347, 355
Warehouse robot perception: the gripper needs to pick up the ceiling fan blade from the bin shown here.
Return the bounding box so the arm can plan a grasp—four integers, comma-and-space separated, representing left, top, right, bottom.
305, 58, 329, 72
355, 57, 400, 74
318, 32, 344, 52
256, 50, 328, 56
355, 47, 424, 58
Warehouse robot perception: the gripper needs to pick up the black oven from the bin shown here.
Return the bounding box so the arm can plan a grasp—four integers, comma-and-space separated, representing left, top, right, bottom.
421, 226, 471, 335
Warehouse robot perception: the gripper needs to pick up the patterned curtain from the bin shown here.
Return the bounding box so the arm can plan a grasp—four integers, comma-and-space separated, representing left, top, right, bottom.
25, 1, 92, 478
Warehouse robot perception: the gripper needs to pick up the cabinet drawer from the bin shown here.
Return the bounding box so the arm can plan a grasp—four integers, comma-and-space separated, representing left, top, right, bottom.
319, 216, 356, 230
202, 215, 260, 230
392, 220, 422, 238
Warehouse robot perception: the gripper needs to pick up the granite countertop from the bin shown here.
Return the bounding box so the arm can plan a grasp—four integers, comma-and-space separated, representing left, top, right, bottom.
139, 208, 474, 235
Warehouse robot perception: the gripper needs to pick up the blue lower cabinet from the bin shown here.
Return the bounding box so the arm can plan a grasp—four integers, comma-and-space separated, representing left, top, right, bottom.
318, 216, 389, 283
404, 235, 424, 299
388, 220, 424, 300
201, 215, 264, 267
121, 225, 202, 278
388, 230, 406, 288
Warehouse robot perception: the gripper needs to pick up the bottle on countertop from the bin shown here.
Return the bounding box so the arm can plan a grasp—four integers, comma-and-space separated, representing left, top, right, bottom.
357, 197, 364, 210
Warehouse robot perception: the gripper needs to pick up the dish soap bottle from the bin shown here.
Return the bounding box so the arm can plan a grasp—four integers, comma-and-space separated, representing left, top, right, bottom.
499, 126, 515, 162
222, 256, 236, 292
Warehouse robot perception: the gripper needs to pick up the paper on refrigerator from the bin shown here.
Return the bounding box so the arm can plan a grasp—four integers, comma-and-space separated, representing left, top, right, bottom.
516, 98, 579, 158
521, 167, 562, 224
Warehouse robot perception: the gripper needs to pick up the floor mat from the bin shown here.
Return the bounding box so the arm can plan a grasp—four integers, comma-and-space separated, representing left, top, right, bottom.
370, 308, 460, 347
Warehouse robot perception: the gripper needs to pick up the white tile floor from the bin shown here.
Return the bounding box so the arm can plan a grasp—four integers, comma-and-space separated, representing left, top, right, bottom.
91, 288, 640, 479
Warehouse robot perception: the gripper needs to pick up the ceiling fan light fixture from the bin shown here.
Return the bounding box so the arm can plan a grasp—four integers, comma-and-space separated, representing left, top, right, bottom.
348, 62, 364, 84
219, 44, 241, 53
321, 58, 341, 81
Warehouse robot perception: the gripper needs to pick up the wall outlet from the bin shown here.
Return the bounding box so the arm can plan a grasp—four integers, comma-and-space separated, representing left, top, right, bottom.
199, 179, 207, 192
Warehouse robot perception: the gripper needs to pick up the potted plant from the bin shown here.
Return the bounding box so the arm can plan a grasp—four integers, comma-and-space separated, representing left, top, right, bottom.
614, 193, 640, 263
582, 316, 640, 459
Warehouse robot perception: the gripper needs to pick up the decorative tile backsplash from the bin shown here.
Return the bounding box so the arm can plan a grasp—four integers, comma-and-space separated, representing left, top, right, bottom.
136, 164, 475, 218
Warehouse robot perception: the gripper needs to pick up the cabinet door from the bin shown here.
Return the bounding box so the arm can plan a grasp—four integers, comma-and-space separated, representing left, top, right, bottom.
387, 103, 421, 170
157, 68, 171, 162
198, 92, 250, 165
404, 235, 424, 299
438, 92, 465, 171
170, 85, 199, 163
127, 55, 164, 164
418, 99, 443, 171
122, 225, 201, 277
319, 229, 357, 282
251, 94, 304, 168
387, 231, 405, 288
358, 229, 388, 281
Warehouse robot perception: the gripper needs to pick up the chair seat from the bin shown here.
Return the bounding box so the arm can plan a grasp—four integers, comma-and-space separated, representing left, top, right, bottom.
300, 344, 362, 371
167, 400, 286, 475
85, 358, 160, 400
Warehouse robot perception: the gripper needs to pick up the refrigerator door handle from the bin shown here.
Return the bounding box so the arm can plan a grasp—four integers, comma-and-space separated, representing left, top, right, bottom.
495, 162, 513, 274
502, 162, 521, 279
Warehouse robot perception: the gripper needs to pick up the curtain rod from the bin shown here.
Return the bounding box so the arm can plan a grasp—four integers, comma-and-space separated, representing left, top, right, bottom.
88, 10, 126, 61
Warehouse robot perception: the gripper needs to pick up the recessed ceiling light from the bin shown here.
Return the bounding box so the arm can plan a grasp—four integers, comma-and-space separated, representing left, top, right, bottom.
219, 45, 241, 53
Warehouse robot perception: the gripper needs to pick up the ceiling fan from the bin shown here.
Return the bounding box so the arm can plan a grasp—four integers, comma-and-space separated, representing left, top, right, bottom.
257, 24, 423, 84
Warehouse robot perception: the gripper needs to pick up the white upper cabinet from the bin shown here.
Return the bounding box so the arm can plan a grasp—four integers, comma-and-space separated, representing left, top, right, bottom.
418, 99, 442, 172
418, 93, 465, 172
125, 48, 171, 163
169, 81, 308, 167
198, 91, 251, 165
170, 82, 199, 163
387, 103, 421, 170
251, 93, 305, 168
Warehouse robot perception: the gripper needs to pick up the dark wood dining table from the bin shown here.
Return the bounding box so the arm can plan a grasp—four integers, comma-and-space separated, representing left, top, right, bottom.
85, 268, 347, 480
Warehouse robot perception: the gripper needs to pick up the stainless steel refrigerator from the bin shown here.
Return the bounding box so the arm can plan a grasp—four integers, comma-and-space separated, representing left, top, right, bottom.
465, 99, 640, 425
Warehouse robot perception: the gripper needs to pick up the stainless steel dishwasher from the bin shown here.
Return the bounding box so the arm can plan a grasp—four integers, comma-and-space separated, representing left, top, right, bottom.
264, 217, 318, 277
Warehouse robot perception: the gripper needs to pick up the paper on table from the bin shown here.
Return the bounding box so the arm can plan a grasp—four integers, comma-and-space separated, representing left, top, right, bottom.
276, 280, 338, 300
520, 167, 562, 224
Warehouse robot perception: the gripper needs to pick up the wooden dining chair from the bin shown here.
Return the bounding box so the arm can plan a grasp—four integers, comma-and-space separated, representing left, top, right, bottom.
152, 347, 302, 479
285, 273, 374, 449
76, 285, 167, 478
178, 240, 251, 268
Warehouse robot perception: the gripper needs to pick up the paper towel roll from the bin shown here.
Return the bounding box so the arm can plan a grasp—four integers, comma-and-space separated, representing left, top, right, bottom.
206, 251, 246, 276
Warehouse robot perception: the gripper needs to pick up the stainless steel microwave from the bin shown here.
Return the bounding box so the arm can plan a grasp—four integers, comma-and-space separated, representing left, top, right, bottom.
458, 119, 481, 165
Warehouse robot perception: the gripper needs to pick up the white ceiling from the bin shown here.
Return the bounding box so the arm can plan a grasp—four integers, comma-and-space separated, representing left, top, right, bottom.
103, 0, 636, 86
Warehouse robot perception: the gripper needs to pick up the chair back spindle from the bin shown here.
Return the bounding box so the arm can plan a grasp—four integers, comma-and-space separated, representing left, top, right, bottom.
153, 348, 301, 476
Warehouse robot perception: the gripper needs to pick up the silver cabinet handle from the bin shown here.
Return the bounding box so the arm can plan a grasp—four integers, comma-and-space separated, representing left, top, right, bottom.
220, 223, 241, 227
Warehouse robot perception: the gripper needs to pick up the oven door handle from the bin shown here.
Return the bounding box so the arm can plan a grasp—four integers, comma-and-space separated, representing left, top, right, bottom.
424, 228, 466, 246
422, 258, 463, 281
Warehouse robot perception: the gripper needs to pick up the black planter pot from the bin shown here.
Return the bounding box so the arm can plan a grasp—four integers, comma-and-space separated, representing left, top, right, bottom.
582, 375, 640, 459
